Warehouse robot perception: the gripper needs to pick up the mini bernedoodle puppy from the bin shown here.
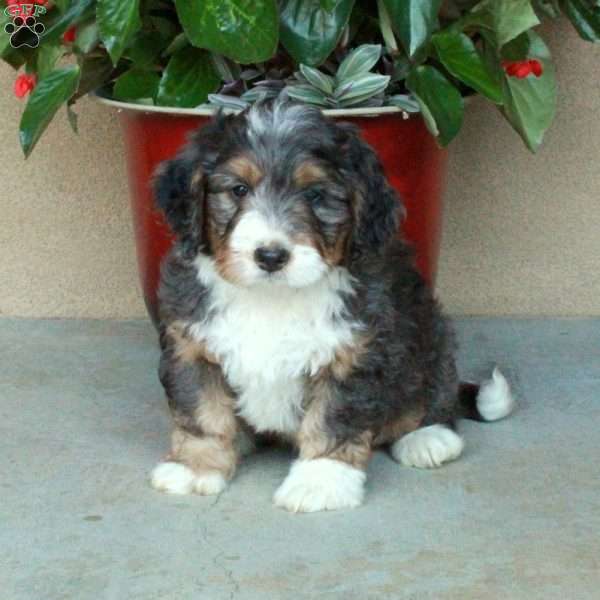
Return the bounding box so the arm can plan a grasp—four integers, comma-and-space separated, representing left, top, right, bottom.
150, 99, 515, 513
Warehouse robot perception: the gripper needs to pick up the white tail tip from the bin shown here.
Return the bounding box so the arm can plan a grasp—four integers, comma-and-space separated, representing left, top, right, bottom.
476, 367, 515, 421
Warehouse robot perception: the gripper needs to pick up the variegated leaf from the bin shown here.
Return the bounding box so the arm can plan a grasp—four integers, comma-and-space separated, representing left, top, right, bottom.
241, 87, 280, 102
336, 44, 382, 84
208, 94, 249, 110
210, 54, 238, 83
299, 64, 335, 95
338, 92, 384, 107
335, 73, 390, 103
284, 84, 329, 106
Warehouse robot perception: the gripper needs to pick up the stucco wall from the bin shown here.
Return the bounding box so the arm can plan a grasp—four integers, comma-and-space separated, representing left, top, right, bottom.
1, 20, 599, 319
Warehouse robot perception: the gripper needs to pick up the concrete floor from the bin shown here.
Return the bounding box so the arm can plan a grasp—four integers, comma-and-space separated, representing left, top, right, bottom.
1, 318, 599, 599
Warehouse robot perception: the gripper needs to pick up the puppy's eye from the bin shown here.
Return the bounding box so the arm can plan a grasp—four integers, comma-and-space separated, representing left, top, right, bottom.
304, 189, 323, 204
232, 184, 249, 198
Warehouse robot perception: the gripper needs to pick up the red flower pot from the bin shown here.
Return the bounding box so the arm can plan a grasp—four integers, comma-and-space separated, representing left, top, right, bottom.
100, 99, 448, 325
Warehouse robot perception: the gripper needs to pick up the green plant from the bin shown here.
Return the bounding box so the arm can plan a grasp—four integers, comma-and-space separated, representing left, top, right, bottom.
2, 0, 599, 157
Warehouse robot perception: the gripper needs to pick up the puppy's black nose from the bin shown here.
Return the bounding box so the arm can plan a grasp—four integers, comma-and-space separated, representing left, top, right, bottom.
254, 246, 290, 273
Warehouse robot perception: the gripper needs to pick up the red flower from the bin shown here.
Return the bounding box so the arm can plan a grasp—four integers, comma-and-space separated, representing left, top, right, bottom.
63, 26, 76, 44
502, 59, 543, 79
14, 73, 37, 99
528, 59, 543, 77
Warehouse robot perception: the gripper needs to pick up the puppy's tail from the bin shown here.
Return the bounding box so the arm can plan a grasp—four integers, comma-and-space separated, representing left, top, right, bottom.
459, 368, 515, 422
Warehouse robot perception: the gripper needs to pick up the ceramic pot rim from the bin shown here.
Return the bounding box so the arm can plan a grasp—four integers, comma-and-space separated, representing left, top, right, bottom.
91, 91, 407, 119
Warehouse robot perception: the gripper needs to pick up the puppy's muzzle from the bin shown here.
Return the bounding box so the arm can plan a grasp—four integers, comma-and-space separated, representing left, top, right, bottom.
254, 245, 290, 273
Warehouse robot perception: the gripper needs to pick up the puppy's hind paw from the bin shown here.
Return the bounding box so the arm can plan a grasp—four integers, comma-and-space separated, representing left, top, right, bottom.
150, 461, 196, 495
392, 425, 464, 469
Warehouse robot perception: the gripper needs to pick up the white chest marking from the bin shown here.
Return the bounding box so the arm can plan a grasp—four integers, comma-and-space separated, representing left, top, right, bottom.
190, 257, 359, 434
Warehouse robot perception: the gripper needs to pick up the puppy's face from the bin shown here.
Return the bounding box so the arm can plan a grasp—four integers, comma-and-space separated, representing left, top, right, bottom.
155, 101, 400, 288
206, 145, 353, 288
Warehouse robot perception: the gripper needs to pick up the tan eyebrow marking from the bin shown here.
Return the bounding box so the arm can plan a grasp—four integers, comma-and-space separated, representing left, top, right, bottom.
223, 155, 263, 187
293, 161, 328, 186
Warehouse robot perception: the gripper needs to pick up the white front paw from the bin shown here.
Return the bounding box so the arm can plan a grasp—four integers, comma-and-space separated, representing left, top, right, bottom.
151, 461, 196, 495
273, 458, 365, 513
392, 424, 464, 469
150, 462, 227, 496
193, 471, 227, 496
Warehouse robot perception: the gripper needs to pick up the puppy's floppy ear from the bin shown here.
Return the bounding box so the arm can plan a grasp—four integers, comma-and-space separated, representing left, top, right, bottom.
154, 151, 201, 238
337, 123, 402, 258
153, 116, 225, 255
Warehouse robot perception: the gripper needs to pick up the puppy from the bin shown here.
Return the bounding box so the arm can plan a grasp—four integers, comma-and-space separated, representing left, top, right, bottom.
150, 99, 514, 512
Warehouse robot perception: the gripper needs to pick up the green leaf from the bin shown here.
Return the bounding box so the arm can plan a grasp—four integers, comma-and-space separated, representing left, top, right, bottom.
97, 0, 142, 66
377, 0, 399, 53
210, 53, 241, 83
175, 0, 278, 63
284, 84, 329, 106
54, 0, 72, 12
500, 32, 532, 60
163, 33, 190, 57
35, 42, 65, 80
334, 73, 390, 103
416, 99, 439, 137
156, 48, 220, 108
42, 0, 95, 45
337, 90, 385, 107
562, 0, 600, 41
123, 30, 166, 67
406, 65, 464, 145
319, 0, 339, 10
208, 93, 250, 110
388, 94, 421, 112
462, 0, 540, 47
148, 15, 178, 40
2, 47, 30, 71
383, 0, 443, 57
1, 12, 13, 58
240, 86, 280, 102
336, 44, 382, 84
19, 65, 80, 157
501, 31, 556, 151
280, 0, 355, 66
432, 31, 503, 103
73, 21, 100, 53
113, 67, 160, 102
300, 64, 335, 94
